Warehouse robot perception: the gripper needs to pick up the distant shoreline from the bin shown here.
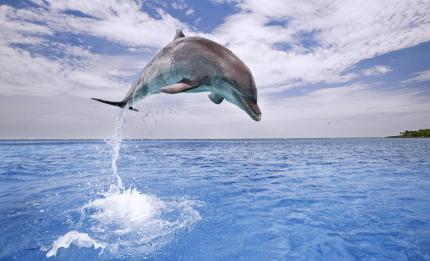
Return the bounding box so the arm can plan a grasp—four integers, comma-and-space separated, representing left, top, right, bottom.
385, 128, 430, 138
385, 136, 430, 138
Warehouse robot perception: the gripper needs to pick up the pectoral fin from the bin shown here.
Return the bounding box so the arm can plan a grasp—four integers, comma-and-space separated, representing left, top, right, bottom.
209, 92, 224, 104
160, 79, 199, 94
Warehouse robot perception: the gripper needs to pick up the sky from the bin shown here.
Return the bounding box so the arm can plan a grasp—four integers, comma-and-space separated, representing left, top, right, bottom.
0, 0, 429, 139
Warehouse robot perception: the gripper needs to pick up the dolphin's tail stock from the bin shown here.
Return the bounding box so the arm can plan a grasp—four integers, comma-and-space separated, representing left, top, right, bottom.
91, 98, 138, 112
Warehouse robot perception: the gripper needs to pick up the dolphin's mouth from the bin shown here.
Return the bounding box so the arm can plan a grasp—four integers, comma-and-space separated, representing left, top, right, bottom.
253, 112, 262, 121
249, 104, 262, 121
240, 96, 262, 121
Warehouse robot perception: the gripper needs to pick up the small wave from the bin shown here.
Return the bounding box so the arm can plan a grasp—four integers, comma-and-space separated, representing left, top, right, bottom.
46, 231, 105, 257
47, 187, 201, 258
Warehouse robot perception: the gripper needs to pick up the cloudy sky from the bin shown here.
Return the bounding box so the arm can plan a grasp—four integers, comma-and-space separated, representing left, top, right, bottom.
0, 0, 429, 139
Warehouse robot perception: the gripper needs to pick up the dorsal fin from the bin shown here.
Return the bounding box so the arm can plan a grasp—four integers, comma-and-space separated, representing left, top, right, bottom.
173, 29, 185, 40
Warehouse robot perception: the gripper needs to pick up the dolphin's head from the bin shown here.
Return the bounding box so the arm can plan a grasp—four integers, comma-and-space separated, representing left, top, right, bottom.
231, 84, 262, 122
221, 65, 262, 121
182, 35, 261, 121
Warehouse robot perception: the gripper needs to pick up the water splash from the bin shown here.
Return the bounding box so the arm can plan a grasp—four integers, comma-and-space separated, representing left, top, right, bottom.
46, 188, 200, 258
46, 231, 105, 258
80, 188, 201, 257
108, 108, 127, 192
46, 107, 201, 258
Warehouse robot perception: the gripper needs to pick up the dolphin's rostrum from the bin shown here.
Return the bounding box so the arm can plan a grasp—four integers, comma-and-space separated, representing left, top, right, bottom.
92, 30, 261, 121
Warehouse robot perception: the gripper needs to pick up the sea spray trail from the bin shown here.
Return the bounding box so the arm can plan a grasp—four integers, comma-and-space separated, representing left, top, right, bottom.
108, 108, 127, 192
45, 108, 201, 258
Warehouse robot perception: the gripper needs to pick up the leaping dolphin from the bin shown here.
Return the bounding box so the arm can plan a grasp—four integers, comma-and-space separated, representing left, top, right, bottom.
92, 30, 262, 121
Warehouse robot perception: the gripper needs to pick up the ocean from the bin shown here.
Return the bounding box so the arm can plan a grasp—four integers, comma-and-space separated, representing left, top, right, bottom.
1, 138, 429, 260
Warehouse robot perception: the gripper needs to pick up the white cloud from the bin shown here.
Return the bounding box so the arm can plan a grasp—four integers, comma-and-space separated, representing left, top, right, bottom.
361, 65, 392, 76
10, 0, 189, 49
185, 9, 194, 16
267, 84, 429, 121
401, 69, 430, 84
0, 3, 159, 99
0, 5, 52, 45
0, 31, 145, 99
209, 0, 430, 89
171, 0, 188, 11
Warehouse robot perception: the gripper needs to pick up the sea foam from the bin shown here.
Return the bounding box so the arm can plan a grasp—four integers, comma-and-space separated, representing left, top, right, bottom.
46, 231, 105, 257
46, 188, 200, 257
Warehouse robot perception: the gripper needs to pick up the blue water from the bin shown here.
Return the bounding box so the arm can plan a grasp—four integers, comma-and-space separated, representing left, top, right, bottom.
1, 138, 430, 260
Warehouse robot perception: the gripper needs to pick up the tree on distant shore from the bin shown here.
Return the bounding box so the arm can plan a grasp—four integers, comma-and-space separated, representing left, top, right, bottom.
400, 129, 430, 137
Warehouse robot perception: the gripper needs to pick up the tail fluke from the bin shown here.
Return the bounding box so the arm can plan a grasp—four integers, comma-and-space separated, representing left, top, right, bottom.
91, 98, 126, 107
91, 98, 138, 112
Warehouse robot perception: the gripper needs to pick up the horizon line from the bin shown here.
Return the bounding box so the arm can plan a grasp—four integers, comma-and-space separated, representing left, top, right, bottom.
0, 137, 407, 141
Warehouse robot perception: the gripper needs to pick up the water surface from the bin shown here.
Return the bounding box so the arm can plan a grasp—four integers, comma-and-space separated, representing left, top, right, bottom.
1, 138, 429, 260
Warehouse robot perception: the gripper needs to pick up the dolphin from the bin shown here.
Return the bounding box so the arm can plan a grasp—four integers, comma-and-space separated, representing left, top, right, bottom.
92, 30, 261, 121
